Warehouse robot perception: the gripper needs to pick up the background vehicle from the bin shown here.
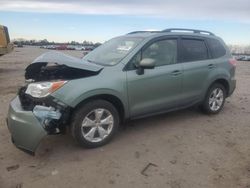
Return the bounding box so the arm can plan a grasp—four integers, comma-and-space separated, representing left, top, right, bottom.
0, 25, 13, 56
66, 45, 76, 50
234, 55, 250, 61
242, 56, 250, 61
56, 44, 67, 50
7, 28, 236, 154
74, 45, 84, 51
16, 43, 23, 48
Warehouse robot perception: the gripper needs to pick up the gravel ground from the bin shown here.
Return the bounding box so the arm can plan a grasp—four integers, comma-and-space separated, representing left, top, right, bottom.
0, 46, 250, 188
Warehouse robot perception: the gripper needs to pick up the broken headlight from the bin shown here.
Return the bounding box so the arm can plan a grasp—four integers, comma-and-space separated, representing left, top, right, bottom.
25, 81, 67, 98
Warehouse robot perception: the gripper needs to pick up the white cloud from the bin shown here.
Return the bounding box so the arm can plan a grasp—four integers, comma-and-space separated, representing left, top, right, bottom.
0, 0, 250, 23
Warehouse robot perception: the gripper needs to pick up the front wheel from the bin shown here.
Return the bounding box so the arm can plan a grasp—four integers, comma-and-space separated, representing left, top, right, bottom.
201, 83, 226, 114
71, 100, 119, 148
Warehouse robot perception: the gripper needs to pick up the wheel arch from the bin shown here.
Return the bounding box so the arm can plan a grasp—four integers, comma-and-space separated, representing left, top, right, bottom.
210, 78, 230, 97
73, 94, 126, 123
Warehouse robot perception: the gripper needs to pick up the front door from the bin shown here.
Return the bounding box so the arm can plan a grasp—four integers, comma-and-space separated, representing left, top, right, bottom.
126, 38, 182, 118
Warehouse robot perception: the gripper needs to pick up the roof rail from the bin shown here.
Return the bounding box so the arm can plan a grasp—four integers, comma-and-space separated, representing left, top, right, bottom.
162, 28, 215, 36
127, 30, 159, 35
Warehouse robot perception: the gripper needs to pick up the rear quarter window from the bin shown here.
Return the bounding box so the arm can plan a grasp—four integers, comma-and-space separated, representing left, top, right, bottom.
207, 38, 226, 58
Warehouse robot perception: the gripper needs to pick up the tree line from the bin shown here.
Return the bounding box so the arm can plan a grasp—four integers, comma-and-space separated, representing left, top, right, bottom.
13, 39, 102, 47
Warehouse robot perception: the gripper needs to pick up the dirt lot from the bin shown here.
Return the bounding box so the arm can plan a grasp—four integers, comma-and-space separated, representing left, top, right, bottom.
0, 46, 250, 188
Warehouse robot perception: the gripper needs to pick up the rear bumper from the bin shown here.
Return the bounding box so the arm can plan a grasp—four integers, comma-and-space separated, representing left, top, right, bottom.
6, 96, 47, 154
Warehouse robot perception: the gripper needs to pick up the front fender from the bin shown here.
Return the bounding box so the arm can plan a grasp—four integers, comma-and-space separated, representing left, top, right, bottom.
72, 88, 126, 107
51, 75, 129, 118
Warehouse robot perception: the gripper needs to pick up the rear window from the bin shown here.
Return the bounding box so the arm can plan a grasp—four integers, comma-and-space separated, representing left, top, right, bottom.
207, 38, 226, 58
181, 39, 208, 62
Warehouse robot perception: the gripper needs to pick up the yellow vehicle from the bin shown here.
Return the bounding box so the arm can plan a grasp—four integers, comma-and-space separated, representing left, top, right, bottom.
0, 25, 13, 56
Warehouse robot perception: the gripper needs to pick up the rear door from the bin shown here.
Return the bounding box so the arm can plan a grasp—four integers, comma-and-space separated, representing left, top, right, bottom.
179, 37, 214, 105
126, 37, 183, 118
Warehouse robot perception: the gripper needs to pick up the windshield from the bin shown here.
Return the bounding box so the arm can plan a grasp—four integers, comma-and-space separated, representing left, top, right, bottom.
83, 36, 143, 66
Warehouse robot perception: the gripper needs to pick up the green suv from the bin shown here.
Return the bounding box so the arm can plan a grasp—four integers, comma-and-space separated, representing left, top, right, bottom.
7, 28, 236, 154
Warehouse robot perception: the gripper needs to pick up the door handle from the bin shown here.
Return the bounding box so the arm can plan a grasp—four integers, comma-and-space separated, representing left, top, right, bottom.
171, 70, 182, 76
208, 64, 215, 69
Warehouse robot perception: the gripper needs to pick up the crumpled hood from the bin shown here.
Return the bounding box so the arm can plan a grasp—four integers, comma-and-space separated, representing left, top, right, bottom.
25, 51, 103, 81
32, 51, 103, 71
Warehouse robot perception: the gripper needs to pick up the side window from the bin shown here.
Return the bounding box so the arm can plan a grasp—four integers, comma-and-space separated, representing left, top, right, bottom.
142, 39, 177, 66
207, 38, 226, 58
129, 51, 141, 69
181, 39, 208, 62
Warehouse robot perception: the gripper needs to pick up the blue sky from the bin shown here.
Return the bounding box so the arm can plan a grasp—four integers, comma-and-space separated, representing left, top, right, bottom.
0, 0, 250, 45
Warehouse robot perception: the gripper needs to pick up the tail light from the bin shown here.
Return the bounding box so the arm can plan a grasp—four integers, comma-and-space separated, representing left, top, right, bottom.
229, 59, 237, 67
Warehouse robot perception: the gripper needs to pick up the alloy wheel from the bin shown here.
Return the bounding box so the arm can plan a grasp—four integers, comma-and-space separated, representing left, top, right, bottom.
81, 108, 114, 143
208, 88, 224, 111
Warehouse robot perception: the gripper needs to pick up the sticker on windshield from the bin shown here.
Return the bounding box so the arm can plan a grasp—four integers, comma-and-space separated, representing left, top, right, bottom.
117, 46, 132, 51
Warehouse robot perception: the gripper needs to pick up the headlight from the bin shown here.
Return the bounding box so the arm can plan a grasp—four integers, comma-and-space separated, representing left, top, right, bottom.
25, 80, 67, 98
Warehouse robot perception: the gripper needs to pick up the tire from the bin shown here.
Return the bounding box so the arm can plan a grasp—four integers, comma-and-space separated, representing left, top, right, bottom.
71, 100, 120, 148
201, 83, 226, 114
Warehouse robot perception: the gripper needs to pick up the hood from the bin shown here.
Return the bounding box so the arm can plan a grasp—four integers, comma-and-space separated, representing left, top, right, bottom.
25, 51, 103, 81
31, 51, 103, 71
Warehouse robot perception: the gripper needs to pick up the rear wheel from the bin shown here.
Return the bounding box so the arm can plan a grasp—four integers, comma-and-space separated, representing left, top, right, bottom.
201, 83, 226, 114
71, 100, 119, 148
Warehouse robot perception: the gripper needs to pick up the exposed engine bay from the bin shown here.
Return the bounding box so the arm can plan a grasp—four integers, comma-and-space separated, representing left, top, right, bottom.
25, 62, 100, 81
18, 84, 70, 134
24, 50, 103, 81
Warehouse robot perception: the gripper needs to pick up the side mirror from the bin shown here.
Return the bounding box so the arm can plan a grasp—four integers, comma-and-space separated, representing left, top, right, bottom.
136, 58, 156, 75
139, 58, 156, 69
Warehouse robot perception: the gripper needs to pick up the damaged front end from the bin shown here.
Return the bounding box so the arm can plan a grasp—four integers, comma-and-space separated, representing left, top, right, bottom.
7, 95, 69, 155
6, 51, 103, 155
18, 86, 71, 135
25, 51, 103, 81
